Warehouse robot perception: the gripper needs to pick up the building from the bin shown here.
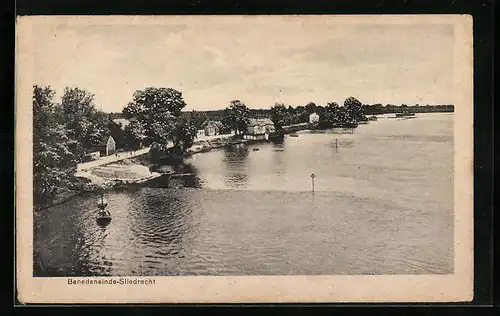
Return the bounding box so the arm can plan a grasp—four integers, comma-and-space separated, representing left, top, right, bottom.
247, 118, 275, 135
196, 129, 206, 139
309, 113, 320, 125
203, 120, 224, 136
245, 118, 276, 140
95, 136, 116, 156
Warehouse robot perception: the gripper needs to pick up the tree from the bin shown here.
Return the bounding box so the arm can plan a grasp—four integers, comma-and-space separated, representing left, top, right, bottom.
123, 87, 187, 146
223, 100, 250, 135
292, 105, 308, 123
324, 102, 342, 124
56, 87, 110, 162
171, 117, 198, 153
33, 86, 77, 209
220, 116, 233, 134
123, 120, 147, 150
184, 110, 208, 129
344, 96, 365, 122
305, 102, 317, 114
108, 120, 125, 150
315, 105, 326, 120
269, 103, 288, 130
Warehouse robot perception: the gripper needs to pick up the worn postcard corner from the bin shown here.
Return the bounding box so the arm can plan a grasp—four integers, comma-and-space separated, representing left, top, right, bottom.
16, 14, 473, 304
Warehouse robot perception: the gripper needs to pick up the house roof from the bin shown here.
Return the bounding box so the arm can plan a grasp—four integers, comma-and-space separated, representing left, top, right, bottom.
248, 118, 273, 126
198, 118, 209, 129
213, 121, 224, 129
98, 136, 114, 146
203, 120, 224, 129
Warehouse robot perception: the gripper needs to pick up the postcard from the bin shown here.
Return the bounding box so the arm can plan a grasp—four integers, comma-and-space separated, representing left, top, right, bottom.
16, 14, 473, 303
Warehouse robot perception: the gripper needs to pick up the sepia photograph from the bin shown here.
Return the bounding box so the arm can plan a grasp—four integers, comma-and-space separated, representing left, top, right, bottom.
16, 15, 473, 303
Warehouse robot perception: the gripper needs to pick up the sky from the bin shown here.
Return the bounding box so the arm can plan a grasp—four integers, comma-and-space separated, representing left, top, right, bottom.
32, 16, 454, 113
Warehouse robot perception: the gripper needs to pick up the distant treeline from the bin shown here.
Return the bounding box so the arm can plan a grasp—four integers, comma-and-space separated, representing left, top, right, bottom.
110, 104, 453, 121
362, 104, 454, 115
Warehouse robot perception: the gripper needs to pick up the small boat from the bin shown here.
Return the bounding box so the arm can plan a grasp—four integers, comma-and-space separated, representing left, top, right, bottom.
368, 116, 378, 121
96, 210, 112, 226
96, 194, 111, 226
289, 134, 299, 137
252, 148, 259, 151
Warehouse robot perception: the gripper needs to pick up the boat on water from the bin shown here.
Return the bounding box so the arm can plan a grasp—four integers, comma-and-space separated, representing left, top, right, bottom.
252, 148, 259, 151
289, 134, 299, 137
368, 116, 378, 121
96, 194, 111, 226
96, 210, 112, 226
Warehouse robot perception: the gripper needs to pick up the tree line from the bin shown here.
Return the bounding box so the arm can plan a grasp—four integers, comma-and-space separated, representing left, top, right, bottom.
112, 100, 454, 130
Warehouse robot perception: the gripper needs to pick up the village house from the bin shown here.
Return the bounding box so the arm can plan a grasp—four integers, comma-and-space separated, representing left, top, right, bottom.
196, 129, 206, 139
309, 112, 320, 125
202, 120, 224, 137
95, 135, 116, 157
245, 118, 276, 140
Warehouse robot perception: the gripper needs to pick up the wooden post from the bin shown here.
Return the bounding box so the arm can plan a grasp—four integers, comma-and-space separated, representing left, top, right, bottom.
310, 173, 315, 194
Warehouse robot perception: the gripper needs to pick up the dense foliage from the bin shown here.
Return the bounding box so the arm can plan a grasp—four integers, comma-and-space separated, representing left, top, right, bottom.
55, 87, 112, 162
171, 117, 198, 153
33, 86, 78, 209
197, 102, 453, 124
122, 87, 187, 147
223, 100, 250, 135
269, 103, 288, 130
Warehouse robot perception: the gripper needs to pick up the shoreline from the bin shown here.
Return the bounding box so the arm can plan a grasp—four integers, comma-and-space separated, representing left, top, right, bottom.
186, 136, 270, 156
41, 136, 274, 209
37, 111, 450, 209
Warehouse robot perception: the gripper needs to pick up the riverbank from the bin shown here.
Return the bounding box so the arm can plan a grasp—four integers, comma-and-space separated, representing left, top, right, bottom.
187, 136, 259, 155
75, 160, 163, 187
43, 125, 340, 208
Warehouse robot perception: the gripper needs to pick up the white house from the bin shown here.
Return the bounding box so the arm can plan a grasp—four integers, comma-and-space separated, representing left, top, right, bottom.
309, 113, 320, 124
96, 136, 116, 156
196, 129, 206, 139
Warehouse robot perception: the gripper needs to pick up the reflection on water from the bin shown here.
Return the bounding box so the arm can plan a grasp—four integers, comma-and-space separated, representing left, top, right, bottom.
221, 145, 250, 189
34, 113, 454, 276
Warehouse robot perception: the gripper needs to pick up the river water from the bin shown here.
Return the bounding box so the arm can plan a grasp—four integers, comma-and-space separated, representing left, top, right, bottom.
34, 113, 454, 276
